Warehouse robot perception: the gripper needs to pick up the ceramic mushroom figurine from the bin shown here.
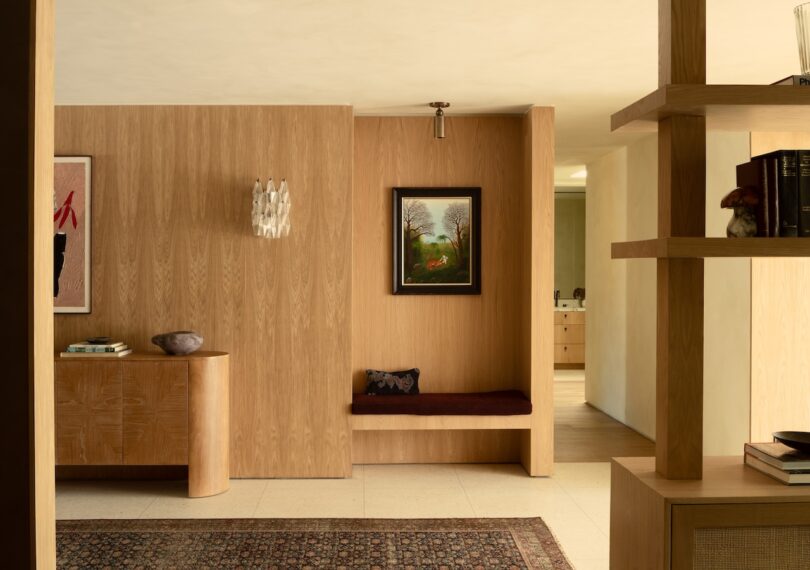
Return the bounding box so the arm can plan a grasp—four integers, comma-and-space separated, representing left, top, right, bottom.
720, 187, 760, 238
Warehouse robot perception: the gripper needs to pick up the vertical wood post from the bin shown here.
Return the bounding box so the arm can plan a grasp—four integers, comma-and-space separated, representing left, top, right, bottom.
0, 0, 56, 565
656, 0, 706, 480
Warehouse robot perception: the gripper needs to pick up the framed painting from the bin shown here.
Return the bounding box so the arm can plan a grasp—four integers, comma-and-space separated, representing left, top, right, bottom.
392, 187, 481, 295
54, 156, 92, 313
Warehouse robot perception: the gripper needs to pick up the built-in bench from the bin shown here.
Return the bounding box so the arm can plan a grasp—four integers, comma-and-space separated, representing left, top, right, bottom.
351, 390, 532, 431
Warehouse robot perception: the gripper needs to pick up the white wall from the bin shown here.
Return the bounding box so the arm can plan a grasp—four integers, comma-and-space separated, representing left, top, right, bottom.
704, 132, 752, 455
584, 145, 630, 429
586, 132, 752, 452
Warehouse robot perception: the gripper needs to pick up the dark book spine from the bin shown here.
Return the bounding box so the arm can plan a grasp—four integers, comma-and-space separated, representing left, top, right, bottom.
799, 150, 810, 237
776, 151, 799, 237
735, 159, 771, 237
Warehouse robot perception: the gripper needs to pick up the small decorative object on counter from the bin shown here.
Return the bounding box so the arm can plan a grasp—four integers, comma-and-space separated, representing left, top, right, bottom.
721, 187, 760, 237
151, 331, 203, 355
573, 288, 585, 307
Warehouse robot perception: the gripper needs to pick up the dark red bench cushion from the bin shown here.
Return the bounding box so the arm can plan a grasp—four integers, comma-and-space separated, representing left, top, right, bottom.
351, 390, 532, 416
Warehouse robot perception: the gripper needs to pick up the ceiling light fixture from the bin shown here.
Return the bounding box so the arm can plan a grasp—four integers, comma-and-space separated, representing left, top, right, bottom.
429, 102, 450, 139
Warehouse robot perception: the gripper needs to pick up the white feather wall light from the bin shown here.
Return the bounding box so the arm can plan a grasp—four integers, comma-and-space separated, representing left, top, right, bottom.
251, 178, 291, 238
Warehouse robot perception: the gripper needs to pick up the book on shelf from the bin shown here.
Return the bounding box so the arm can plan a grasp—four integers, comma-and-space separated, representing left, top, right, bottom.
745, 453, 810, 485
772, 75, 810, 86
753, 150, 799, 237
59, 349, 133, 358
736, 159, 773, 237
66, 341, 127, 353
736, 150, 810, 237
799, 150, 810, 237
744, 442, 810, 471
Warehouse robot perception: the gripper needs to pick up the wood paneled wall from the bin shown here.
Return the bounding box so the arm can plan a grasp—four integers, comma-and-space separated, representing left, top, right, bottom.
750, 132, 810, 443
55, 106, 353, 478
352, 116, 551, 466
352, 117, 525, 393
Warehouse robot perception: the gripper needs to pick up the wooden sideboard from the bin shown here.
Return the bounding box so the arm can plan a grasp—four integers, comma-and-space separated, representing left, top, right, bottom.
612, 456, 810, 569
554, 310, 585, 366
55, 351, 229, 498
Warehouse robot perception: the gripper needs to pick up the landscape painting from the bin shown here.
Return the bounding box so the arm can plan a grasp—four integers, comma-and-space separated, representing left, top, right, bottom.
393, 187, 481, 295
54, 156, 92, 313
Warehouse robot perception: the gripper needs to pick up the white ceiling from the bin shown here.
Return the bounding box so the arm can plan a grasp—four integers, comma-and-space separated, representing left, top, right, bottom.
56, 1, 803, 165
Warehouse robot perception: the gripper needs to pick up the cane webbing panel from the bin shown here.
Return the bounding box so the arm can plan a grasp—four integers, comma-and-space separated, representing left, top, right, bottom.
694, 526, 810, 570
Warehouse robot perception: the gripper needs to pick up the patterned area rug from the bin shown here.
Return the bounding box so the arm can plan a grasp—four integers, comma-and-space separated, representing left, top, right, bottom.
57, 518, 572, 569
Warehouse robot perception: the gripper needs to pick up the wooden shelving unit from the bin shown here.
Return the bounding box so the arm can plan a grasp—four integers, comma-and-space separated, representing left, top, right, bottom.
610, 1, 810, 568
612, 237, 810, 259
612, 84, 810, 132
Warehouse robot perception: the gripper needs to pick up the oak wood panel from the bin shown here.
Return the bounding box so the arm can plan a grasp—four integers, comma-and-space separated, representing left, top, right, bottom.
553, 311, 585, 325
612, 85, 810, 132
610, 459, 669, 570
123, 361, 188, 465
554, 344, 584, 364
351, 414, 531, 431
352, 116, 525, 395
659, 0, 705, 86
352, 430, 522, 464
521, 107, 556, 476
188, 355, 229, 497
671, 502, 810, 570
55, 361, 123, 464
613, 236, 810, 258
1, 0, 56, 565
750, 132, 810, 445
54, 106, 353, 477
656, 114, 706, 480
614, 456, 810, 503
33, 0, 57, 564
352, 115, 543, 467
554, 324, 585, 344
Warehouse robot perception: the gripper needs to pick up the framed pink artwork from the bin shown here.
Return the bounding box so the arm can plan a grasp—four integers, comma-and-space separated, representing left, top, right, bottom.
54, 156, 91, 313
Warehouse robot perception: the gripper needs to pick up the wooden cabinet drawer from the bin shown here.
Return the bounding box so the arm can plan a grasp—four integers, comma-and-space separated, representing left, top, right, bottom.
55, 361, 123, 465
554, 311, 585, 325
554, 344, 585, 364
123, 361, 189, 465
555, 324, 585, 344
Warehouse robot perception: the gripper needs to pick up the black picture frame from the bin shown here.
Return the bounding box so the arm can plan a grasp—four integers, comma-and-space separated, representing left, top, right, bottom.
392, 187, 481, 295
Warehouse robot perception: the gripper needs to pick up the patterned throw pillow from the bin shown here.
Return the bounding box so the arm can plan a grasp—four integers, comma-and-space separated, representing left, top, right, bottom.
364, 368, 420, 395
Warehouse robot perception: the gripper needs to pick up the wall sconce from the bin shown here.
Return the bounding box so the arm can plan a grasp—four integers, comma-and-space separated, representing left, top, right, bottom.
430, 102, 450, 139
251, 178, 291, 238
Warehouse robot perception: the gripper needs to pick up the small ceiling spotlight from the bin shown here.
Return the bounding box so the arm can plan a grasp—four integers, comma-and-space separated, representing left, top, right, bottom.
429, 102, 450, 139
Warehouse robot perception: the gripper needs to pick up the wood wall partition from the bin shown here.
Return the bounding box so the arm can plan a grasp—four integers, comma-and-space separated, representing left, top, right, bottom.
749, 132, 810, 443
352, 113, 554, 471
54, 106, 353, 478
1, 0, 56, 565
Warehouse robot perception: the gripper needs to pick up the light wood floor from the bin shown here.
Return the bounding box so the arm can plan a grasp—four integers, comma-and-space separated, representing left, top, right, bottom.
554, 376, 655, 462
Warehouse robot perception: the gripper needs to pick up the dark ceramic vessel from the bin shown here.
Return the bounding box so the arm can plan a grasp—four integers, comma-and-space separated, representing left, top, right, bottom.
151, 331, 203, 355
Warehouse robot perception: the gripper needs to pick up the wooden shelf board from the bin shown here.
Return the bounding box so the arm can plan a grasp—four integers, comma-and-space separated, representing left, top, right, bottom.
614, 456, 810, 504
612, 237, 810, 259
351, 414, 532, 431
611, 84, 810, 132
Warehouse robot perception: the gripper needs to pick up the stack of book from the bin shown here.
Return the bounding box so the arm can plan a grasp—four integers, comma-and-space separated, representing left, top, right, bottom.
744, 442, 810, 485
60, 340, 132, 358
736, 150, 810, 237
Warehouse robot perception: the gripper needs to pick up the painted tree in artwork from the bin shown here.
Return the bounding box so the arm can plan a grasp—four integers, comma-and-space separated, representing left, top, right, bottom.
442, 203, 470, 269
402, 199, 434, 270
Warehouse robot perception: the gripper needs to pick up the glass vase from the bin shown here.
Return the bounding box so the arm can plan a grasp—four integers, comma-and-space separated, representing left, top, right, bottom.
796, 3, 810, 75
